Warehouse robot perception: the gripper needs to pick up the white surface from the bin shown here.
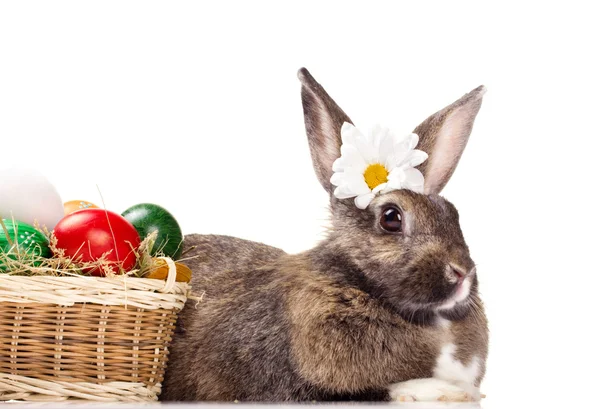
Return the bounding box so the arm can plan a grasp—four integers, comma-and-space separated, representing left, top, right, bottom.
0, 1, 598, 408
0, 405, 483, 408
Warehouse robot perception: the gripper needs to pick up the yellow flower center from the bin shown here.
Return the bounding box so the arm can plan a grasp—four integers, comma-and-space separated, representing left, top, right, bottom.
363, 163, 389, 190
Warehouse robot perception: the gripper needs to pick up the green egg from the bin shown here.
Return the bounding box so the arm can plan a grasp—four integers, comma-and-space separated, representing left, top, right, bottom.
122, 204, 183, 260
0, 219, 51, 270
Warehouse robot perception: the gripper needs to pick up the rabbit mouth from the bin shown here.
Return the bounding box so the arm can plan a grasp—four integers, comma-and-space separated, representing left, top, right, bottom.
437, 277, 473, 311
392, 277, 473, 320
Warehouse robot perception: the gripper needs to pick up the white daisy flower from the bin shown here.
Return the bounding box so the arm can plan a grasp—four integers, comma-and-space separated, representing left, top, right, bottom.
330, 122, 428, 209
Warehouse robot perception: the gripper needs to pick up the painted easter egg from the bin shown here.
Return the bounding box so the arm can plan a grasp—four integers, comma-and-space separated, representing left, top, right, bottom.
145, 258, 192, 282
0, 167, 64, 230
122, 204, 183, 260
64, 200, 99, 215
0, 219, 51, 270
54, 209, 141, 275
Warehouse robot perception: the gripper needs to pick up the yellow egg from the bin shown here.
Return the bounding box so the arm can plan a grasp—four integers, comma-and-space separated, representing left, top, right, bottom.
145, 258, 192, 283
64, 200, 99, 215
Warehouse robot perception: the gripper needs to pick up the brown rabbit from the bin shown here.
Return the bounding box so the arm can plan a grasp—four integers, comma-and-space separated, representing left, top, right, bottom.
161, 68, 488, 402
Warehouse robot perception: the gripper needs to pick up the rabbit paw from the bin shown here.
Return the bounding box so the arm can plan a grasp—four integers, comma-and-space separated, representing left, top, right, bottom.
388, 378, 479, 402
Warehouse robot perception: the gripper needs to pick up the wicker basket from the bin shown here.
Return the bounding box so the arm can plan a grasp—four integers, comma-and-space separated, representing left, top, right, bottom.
0, 258, 188, 402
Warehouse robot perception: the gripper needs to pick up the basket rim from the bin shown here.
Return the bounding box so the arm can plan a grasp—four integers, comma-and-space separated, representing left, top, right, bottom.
0, 274, 183, 285
0, 263, 189, 310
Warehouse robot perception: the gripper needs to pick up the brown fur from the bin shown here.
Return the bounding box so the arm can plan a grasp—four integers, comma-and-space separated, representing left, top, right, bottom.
161, 69, 488, 401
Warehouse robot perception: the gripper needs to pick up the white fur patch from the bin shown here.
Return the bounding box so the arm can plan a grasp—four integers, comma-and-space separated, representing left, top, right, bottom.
434, 344, 480, 386
436, 317, 451, 329
388, 344, 481, 402
388, 378, 474, 402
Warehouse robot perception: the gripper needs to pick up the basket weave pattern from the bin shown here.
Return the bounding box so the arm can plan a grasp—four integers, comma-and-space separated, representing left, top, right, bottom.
0, 274, 188, 402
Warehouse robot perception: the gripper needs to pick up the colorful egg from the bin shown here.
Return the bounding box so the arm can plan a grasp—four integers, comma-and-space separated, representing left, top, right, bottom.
145, 258, 192, 282
122, 204, 183, 259
64, 200, 99, 215
0, 219, 51, 270
0, 167, 64, 230
54, 209, 141, 275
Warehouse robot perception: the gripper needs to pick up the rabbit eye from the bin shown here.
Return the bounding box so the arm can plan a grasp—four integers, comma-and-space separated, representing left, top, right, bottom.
380, 207, 403, 233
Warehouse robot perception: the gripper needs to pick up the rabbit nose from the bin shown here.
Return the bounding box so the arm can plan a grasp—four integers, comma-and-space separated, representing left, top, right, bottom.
448, 263, 469, 280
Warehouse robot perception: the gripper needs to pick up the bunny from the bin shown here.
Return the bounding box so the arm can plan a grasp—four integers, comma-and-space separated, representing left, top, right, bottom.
161, 68, 488, 402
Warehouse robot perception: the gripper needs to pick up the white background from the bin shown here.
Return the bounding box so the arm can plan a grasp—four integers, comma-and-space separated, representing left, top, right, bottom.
1, 1, 598, 407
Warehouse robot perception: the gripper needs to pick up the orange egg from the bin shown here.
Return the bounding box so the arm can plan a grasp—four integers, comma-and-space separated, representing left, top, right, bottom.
63, 200, 99, 215
145, 258, 192, 283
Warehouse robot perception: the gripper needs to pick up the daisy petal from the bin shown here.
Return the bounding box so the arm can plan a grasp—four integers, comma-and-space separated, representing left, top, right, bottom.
384, 153, 397, 171
400, 149, 429, 168
352, 132, 378, 163
341, 122, 363, 146
369, 125, 385, 151
372, 183, 388, 194
340, 144, 367, 169
332, 157, 345, 172
355, 193, 375, 209
345, 170, 371, 195
381, 185, 397, 194
407, 133, 419, 150
341, 121, 354, 134
392, 143, 410, 166
404, 167, 425, 190
334, 185, 357, 199
387, 168, 407, 189
330, 172, 345, 186
379, 128, 394, 162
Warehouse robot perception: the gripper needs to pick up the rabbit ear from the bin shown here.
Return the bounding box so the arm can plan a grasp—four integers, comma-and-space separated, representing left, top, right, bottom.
413, 85, 486, 195
298, 68, 353, 193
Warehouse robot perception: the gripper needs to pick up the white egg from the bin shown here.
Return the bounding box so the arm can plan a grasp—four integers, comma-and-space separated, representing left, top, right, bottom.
0, 167, 64, 230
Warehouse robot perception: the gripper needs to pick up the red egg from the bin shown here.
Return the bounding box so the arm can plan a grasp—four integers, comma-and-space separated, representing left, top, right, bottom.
54, 209, 141, 275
